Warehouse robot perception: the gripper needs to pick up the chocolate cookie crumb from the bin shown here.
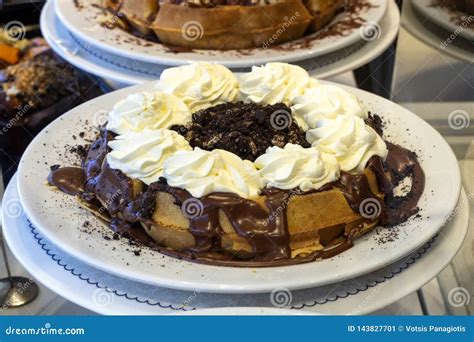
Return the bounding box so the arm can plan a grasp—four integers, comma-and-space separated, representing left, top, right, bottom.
172, 102, 309, 161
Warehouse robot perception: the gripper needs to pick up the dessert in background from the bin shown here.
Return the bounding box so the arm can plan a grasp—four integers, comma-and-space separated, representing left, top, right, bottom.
444, 0, 474, 14
99, 0, 348, 50
0, 36, 103, 182
434, 0, 474, 14
0, 33, 49, 69
48, 63, 425, 267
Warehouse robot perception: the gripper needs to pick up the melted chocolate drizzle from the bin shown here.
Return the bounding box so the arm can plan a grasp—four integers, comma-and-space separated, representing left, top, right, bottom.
162, 186, 291, 261
48, 123, 425, 267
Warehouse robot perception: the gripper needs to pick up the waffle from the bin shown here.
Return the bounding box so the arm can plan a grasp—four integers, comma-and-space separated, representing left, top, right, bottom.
152, 1, 312, 50
109, 0, 159, 35
140, 167, 382, 259
104, 0, 316, 49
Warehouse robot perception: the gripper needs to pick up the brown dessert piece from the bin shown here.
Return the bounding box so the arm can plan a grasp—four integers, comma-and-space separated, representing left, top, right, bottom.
103, 0, 313, 50
0, 49, 103, 182
152, 1, 313, 50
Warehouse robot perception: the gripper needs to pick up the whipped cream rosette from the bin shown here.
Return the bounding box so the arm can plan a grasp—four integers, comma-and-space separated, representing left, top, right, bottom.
255, 144, 340, 192
292, 85, 368, 131
163, 148, 264, 199
155, 62, 239, 112
239, 63, 318, 105
107, 129, 191, 185
306, 115, 388, 174
106, 91, 191, 135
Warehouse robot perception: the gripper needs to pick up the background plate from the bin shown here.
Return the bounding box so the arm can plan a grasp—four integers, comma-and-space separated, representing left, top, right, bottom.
54, 0, 387, 67
17, 81, 461, 294
42, 0, 399, 85
403, 0, 474, 64
412, 0, 474, 42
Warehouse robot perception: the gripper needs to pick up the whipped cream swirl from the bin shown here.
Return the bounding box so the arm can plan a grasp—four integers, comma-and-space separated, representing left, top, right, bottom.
155, 62, 239, 112
107, 129, 191, 185
239, 63, 318, 105
106, 91, 191, 135
292, 85, 368, 131
306, 116, 387, 174
163, 148, 264, 198
255, 144, 340, 191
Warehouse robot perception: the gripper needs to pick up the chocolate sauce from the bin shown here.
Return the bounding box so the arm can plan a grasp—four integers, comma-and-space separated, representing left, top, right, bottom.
381, 143, 426, 226
336, 171, 380, 215
141, 225, 359, 267
48, 166, 85, 196
48, 124, 426, 267
82, 131, 134, 217
160, 186, 291, 261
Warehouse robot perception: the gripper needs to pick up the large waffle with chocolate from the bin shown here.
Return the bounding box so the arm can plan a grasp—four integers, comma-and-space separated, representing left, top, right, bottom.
47, 63, 425, 267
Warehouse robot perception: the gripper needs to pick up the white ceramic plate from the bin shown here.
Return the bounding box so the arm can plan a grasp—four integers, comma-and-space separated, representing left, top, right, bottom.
404, 1, 474, 63
412, 0, 474, 41
42, 0, 399, 85
41, 0, 165, 86
3, 175, 469, 314
16, 81, 461, 294
54, 0, 387, 68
